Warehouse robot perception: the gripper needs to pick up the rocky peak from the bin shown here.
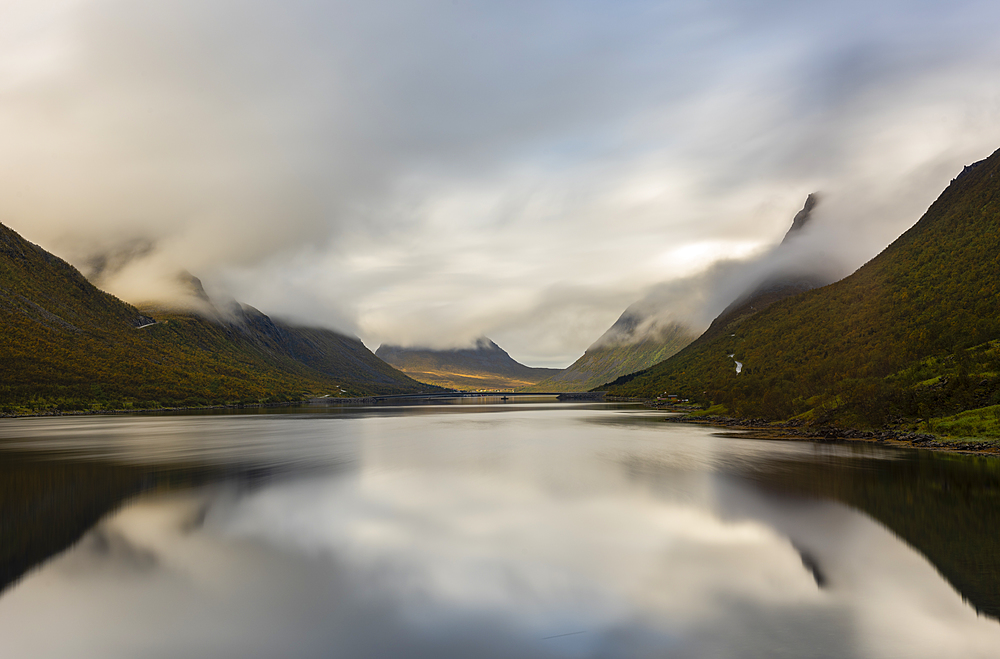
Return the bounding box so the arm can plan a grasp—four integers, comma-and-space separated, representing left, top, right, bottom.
781, 193, 820, 244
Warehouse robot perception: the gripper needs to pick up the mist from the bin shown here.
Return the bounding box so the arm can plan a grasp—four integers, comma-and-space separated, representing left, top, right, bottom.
3, 0, 1000, 366
610, 193, 847, 343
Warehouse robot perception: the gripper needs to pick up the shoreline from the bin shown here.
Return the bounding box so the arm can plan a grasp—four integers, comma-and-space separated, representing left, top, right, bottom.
0, 390, 603, 420
0, 400, 310, 419
658, 412, 1000, 457
0, 397, 431, 419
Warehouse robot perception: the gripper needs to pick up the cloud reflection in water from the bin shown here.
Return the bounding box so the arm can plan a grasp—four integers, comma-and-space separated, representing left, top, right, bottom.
0, 411, 997, 658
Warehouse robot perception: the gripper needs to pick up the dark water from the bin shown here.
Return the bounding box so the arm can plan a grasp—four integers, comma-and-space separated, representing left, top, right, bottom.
1, 401, 999, 658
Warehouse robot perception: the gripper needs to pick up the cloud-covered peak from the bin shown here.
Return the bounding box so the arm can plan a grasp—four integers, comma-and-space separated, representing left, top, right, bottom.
2, 0, 1000, 366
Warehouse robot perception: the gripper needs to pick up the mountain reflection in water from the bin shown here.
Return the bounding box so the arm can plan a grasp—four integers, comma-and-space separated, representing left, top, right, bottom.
0, 403, 998, 658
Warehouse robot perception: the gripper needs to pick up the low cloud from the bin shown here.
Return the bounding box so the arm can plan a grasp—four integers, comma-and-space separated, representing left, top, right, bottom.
2, 0, 1000, 365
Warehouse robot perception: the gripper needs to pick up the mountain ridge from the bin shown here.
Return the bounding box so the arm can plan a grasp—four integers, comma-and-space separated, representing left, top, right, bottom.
695, 192, 831, 344
530, 193, 827, 393
523, 315, 695, 392
375, 338, 560, 390
604, 147, 1000, 431
0, 222, 432, 412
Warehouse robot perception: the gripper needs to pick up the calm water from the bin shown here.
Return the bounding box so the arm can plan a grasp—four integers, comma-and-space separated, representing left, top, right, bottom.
1, 401, 999, 658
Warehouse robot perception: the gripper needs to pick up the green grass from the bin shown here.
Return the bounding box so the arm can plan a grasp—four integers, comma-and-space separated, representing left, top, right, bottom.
688, 403, 729, 417
925, 405, 1000, 442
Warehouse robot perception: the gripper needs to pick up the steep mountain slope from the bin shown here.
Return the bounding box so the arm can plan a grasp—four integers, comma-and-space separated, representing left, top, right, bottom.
605, 148, 1000, 427
698, 194, 829, 343
529, 194, 825, 393
224, 303, 436, 392
524, 315, 695, 392
0, 223, 429, 412
375, 338, 560, 390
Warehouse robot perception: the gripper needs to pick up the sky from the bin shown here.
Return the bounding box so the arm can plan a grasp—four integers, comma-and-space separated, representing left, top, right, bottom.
2, 0, 1000, 367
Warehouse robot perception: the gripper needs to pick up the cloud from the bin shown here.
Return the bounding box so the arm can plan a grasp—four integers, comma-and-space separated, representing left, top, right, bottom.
2, 0, 1000, 365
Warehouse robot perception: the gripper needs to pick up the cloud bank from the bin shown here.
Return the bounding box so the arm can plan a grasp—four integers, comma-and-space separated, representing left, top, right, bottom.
2, 0, 1000, 365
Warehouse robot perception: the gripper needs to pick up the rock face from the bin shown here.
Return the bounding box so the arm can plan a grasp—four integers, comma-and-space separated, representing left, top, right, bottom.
781, 193, 819, 244
375, 338, 560, 390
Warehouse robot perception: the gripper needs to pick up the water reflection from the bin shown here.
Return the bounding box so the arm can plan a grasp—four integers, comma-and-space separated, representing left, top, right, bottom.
728, 444, 1000, 620
0, 405, 998, 658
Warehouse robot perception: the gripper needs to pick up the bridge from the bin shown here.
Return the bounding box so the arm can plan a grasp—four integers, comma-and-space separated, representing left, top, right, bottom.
307, 391, 606, 405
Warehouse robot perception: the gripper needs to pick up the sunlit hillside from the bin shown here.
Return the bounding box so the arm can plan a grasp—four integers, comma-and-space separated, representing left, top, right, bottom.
376, 338, 559, 390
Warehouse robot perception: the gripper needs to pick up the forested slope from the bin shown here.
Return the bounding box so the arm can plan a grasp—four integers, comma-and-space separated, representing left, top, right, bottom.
606, 148, 1000, 429
0, 223, 430, 413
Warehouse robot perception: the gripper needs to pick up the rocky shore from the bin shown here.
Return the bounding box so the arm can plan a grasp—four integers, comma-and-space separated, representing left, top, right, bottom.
658, 413, 1000, 455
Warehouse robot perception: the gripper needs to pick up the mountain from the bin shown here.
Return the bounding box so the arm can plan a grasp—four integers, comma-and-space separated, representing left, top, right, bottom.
698, 193, 830, 342
780, 192, 819, 243
375, 338, 560, 390
523, 314, 696, 392
527, 194, 826, 393
605, 148, 1000, 430
0, 222, 431, 413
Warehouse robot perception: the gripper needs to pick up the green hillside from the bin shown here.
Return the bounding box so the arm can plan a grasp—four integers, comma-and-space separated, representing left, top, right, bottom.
524, 317, 695, 392
605, 148, 1000, 432
0, 223, 431, 413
